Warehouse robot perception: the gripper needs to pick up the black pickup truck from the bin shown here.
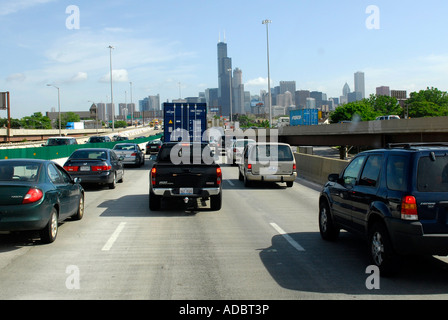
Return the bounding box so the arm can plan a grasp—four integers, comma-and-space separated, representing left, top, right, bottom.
149, 142, 223, 211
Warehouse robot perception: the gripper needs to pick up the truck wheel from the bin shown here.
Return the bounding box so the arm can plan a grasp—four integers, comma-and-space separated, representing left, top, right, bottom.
149, 191, 161, 211
210, 193, 222, 211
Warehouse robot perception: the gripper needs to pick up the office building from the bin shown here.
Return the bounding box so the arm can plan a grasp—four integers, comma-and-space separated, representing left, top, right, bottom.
280, 81, 296, 105
233, 68, 245, 114
376, 86, 390, 96
354, 71, 365, 99
217, 41, 232, 117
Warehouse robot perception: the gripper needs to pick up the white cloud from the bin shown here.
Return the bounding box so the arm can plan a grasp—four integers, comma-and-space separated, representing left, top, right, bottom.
99, 69, 129, 83
65, 72, 88, 83
0, 0, 56, 16
6, 73, 26, 82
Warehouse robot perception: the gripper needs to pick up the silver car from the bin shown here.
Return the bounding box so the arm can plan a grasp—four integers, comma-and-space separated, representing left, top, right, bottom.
238, 142, 297, 187
112, 143, 145, 167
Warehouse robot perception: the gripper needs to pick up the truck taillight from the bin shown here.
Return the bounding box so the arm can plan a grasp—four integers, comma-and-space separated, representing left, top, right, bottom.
151, 167, 157, 185
401, 196, 418, 220
216, 167, 222, 185
293, 163, 296, 171
23, 188, 43, 204
247, 163, 252, 170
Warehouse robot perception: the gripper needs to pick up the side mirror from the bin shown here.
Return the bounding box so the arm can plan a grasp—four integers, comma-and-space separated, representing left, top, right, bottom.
328, 173, 340, 182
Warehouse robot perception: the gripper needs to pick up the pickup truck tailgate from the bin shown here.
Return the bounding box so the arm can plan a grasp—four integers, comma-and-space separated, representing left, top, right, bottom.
154, 164, 220, 188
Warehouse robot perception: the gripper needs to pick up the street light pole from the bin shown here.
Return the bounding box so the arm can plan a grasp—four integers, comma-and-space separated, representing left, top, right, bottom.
47, 84, 61, 136
108, 45, 115, 132
130, 82, 134, 127
262, 19, 272, 128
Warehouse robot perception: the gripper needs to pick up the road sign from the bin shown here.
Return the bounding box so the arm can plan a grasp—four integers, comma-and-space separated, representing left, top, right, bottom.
0, 92, 7, 110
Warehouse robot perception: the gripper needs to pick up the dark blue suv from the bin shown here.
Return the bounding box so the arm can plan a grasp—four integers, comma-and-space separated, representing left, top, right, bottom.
319, 143, 448, 275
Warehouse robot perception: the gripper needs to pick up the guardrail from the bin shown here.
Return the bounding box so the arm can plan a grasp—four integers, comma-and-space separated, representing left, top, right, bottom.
0, 135, 162, 160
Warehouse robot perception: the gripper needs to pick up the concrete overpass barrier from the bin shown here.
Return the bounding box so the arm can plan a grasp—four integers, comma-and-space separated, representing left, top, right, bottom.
294, 152, 349, 185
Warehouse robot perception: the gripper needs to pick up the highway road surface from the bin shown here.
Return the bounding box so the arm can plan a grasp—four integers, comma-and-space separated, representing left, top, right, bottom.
1, 155, 448, 301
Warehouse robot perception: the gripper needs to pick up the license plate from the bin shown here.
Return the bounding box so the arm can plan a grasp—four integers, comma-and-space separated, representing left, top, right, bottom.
180, 188, 193, 195
80, 166, 90, 171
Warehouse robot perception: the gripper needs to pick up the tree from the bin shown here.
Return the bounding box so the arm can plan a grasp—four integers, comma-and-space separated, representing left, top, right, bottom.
21, 112, 52, 129
405, 87, 448, 118
330, 100, 378, 123
56, 112, 80, 129
366, 94, 402, 116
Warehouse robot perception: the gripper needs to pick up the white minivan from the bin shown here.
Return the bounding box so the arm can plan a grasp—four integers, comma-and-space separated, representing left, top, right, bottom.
238, 142, 297, 187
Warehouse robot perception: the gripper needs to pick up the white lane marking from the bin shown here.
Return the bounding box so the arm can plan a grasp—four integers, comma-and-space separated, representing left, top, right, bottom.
102, 222, 127, 251
270, 222, 305, 252
226, 180, 235, 186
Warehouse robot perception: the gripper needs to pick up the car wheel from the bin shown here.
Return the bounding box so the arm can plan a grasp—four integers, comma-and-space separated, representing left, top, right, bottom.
368, 222, 400, 276
286, 181, 293, 188
109, 172, 117, 189
319, 201, 340, 241
72, 193, 84, 220
40, 208, 58, 244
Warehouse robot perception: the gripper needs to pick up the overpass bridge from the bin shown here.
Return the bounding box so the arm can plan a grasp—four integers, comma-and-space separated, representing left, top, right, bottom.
278, 116, 448, 150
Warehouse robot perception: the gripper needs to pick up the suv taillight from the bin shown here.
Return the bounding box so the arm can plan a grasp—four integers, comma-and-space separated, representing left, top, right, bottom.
401, 196, 418, 220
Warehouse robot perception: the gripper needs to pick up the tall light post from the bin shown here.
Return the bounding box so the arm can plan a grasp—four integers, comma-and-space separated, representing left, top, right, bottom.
262, 19, 272, 128
47, 84, 62, 136
108, 45, 115, 131
130, 82, 134, 127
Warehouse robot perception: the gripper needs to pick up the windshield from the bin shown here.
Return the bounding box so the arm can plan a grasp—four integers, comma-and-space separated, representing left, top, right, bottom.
46, 138, 72, 146
250, 145, 294, 162
70, 150, 108, 160
114, 145, 136, 151
0, 162, 41, 182
88, 137, 105, 143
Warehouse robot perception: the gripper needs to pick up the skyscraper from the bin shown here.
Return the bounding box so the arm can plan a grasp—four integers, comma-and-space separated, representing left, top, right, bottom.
233, 68, 245, 114
217, 41, 232, 117
354, 71, 365, 99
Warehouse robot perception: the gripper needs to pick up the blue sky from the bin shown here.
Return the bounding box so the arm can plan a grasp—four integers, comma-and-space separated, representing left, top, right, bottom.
1, 0, 448, 118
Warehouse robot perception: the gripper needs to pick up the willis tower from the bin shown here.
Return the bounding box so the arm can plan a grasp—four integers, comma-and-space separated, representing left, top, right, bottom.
217, 40, 232, 117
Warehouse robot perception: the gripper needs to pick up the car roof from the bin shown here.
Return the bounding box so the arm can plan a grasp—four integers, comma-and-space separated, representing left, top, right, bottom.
73, 148, 111, 152
48, 136, 75, 139
0, 158, 50, 163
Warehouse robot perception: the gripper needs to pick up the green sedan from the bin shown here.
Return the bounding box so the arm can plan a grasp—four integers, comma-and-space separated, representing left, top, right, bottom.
0, 159, 84, 243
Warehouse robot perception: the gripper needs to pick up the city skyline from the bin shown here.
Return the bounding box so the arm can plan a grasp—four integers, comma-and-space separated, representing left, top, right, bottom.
1, 0, 448, 118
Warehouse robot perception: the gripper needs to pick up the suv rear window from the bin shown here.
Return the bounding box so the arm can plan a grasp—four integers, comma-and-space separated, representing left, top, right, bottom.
250, 145, 293, 162
417, 155, 448, 192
